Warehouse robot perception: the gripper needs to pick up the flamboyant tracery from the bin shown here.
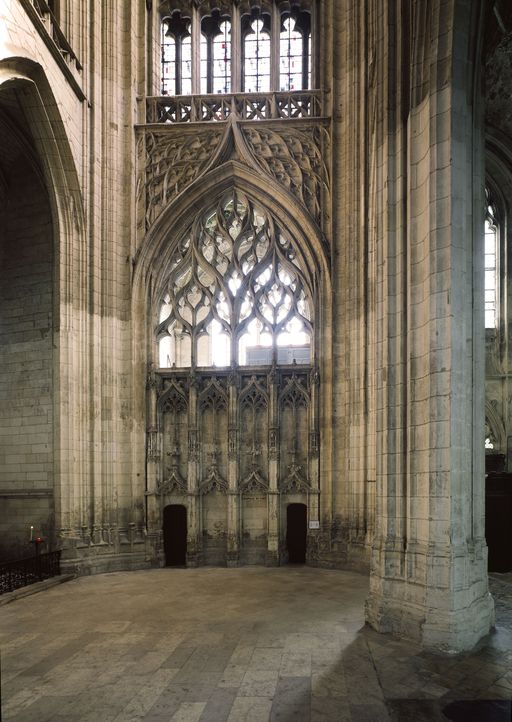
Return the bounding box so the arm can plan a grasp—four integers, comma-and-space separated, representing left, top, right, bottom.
156, 190, 312, 368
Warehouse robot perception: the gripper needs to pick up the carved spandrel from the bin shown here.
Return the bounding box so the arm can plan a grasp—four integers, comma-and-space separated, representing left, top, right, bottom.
280, 461, 310, 494
159, 381, 188, 413
242, 125, 330, 225
144, 129, 223, 229
200, 463, 228, 495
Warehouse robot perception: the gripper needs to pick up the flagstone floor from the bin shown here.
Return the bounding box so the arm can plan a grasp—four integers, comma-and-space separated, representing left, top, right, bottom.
1, 567, 511, 721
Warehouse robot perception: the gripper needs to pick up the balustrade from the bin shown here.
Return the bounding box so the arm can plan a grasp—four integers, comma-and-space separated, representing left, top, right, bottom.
146, 90, 322, 124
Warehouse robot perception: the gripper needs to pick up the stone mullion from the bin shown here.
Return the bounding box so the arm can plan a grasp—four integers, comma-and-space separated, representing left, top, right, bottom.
270, 3, 280, 91
231, 3, 241, 93
187, 377, 200, 565
310, 0, 318, 90
227, 376, 240, 566
191, 4, 201, 94
266, 369, 279, 565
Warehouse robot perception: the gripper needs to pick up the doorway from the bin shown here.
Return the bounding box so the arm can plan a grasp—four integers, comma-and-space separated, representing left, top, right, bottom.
163, 504, 187, 566
286, 503, 307, 563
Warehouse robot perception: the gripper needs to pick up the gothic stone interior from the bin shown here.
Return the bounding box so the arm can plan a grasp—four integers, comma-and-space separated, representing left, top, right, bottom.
1, 0, 512, 653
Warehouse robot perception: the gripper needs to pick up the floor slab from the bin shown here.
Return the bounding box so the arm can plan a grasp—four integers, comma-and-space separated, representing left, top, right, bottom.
0, 567, 511, 721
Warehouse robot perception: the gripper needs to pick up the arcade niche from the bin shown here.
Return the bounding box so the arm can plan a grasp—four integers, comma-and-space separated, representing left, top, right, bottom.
145, 189, 320, 566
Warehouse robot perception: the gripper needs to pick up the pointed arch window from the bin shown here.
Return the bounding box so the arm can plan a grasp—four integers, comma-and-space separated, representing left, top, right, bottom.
485, 191, 499, 329
279, 12, 311, 91
161, 12, 192, 95
159, 3, 314, 96
201, 12, 231, 94
156, 191, 313, 369
242, 13, 271, 93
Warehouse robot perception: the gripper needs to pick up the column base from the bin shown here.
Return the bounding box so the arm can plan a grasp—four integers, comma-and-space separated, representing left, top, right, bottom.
365, 540, 495, 653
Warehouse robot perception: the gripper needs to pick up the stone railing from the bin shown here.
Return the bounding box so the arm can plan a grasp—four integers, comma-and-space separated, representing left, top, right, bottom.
146, 90, 323, 124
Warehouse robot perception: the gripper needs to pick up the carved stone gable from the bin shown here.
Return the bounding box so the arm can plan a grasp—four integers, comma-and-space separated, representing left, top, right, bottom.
280, 462, 310, 494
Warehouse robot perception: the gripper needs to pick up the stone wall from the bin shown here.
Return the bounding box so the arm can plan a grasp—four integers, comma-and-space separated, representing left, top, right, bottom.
0, 0, 503, 652
0, 156, 54, 561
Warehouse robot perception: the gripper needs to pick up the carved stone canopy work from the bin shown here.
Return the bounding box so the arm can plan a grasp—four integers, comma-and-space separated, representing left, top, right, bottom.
146, 365, 319, 560
138, 105, 330, 235
149, 367, 318, 497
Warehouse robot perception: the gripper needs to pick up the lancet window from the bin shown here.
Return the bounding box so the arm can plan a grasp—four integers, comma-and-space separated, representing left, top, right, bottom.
485, 191, 499, 329
279, 12, 311, 91
161, 11, 192, 95
159, 2, 313, 96
242, 13, 271, 92
156, 191, 313, 369
201, 12, 231, 94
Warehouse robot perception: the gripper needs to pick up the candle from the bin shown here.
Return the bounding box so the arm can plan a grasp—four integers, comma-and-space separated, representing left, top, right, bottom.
30, 525, 33, 541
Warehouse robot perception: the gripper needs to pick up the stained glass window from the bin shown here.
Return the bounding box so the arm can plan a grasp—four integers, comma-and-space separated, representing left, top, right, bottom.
161, 5, 313, 96
279, 13, 311, 91
161, 13, 191, 95
243, 17, 271, 93
201, 14, 231, 94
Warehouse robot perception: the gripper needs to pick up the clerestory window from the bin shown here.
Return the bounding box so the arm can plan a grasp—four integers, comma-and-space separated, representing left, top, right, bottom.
242, 14, 271, 93
201, 12, 231, 94
485, 192, 498, 329
161, 11, 192, 96
279, 12, 311, 91
156, 191, 313, 369
159, 2, 313, 96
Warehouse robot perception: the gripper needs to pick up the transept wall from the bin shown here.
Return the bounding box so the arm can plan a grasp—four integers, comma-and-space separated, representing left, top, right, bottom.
0, 0, 505, 651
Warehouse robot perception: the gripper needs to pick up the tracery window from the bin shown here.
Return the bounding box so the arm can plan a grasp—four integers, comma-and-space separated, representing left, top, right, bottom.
242, 14, 271, 93
279, 12, 311, 91
159, 3, 313, 96
485, 192, 498, 329
201, 12, 231, 94
161, 12, 192, 96
156, 191, 313, 368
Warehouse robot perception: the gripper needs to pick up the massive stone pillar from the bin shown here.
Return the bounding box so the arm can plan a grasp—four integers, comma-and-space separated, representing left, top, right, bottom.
365, 0, 494, 652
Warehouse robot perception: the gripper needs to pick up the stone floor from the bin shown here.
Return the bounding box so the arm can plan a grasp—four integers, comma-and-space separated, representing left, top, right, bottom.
1, 567, 512, 721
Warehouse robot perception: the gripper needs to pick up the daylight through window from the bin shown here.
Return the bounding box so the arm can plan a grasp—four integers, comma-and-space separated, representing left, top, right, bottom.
485, 197, 498, 329
157, 191, 313, 368
160, 4, 313, 96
